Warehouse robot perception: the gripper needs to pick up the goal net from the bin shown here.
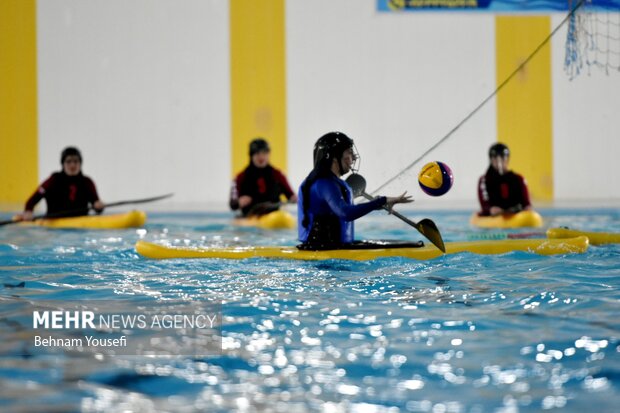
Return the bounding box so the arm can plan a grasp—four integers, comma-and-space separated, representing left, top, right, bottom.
565, 0, 620, 78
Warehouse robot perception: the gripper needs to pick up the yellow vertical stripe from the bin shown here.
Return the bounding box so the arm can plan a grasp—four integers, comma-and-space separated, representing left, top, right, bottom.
496, 16, 553, 202
0, 0, 38, 211
229, 0, 287, 176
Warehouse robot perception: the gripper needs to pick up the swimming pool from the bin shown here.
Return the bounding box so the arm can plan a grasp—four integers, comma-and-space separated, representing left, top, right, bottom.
0, 208, 618, 412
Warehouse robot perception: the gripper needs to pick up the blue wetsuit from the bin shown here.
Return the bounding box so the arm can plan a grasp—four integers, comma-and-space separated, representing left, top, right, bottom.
298, 174, 386, 248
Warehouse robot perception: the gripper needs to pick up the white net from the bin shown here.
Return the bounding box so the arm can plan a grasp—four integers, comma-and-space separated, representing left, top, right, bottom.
565, 1, 620, 79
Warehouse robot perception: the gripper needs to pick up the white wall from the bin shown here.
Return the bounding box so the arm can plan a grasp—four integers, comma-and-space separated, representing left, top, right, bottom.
34, 1, 620, 209
287, 1, 496, 208
551, 14, 620, 201
37, 0, 230, 208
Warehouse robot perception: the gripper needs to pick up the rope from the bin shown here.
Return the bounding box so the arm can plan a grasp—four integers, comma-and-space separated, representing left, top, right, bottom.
370, 0, 586, 195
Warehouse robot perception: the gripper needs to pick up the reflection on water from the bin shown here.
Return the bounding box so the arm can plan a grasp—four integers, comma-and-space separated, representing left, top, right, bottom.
0, 209, 619, 412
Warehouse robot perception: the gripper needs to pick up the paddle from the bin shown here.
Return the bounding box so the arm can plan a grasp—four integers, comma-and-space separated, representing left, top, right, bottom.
99, 193, 174, 209
245, 201, 282, 217
244, 198, 298, 217
345, 174, 446, 253
0, 193, 174, 226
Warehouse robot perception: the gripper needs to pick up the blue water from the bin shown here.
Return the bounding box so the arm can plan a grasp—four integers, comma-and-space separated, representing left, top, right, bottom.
0, 208, 619, 412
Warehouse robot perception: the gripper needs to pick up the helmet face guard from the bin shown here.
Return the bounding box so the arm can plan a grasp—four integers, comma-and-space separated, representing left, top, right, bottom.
348, 143, 360, 174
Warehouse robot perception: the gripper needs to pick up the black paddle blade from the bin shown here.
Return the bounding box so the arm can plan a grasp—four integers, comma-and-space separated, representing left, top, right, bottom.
416, 218, 446, 253
345, 174, 367, 198
345, 173, 446, 252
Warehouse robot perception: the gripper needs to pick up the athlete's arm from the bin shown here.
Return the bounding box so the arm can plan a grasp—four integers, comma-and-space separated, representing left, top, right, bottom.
319, 179, 386, 221
24, 175, 57, 213
85, 177, 104, 212
273, 170, 298, 203
477, 176, 492, 215
518, 175, 532, 210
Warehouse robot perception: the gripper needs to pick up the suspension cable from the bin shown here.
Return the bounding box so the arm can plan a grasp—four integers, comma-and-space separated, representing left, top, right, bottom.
370, 0, 586, 195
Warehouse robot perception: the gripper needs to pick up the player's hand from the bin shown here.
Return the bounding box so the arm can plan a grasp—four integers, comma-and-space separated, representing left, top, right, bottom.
238, 196, 253, 208
385, 192, 414, 213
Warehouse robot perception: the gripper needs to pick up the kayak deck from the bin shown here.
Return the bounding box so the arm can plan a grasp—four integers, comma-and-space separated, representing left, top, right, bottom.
547, 227, 620, 245
135, 236, 588, 261
19, 210, 146, 229
470, 210, 544, 228
233, 209, 295, 230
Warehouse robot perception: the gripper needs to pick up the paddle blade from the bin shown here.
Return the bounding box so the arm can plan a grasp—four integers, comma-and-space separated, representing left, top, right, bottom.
416, 218, 446, 253
345, 174, 367, 198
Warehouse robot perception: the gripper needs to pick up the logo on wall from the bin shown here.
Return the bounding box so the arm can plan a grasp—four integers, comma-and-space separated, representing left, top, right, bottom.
381, 0, 487, 10
377, 0, 620, 11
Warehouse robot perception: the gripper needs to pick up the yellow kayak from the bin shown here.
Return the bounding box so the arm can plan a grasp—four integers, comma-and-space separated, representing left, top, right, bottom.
19, 210, 146, 229
233, 209, 295, 230
470, 210, 543, 229
135, 236, 588, 261
547, 227, 620, 245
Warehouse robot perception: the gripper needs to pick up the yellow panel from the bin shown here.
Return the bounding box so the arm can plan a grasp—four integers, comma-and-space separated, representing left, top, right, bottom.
496, 16, 553, 201
0, 0, 38, 211
229, 0, 287, 176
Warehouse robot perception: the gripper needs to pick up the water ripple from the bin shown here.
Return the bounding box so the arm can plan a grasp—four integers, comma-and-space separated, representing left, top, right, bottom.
0, 210, 619, 411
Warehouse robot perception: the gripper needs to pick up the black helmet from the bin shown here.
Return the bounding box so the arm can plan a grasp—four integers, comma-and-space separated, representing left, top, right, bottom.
489, 142, 510, 158
61, 146, 82, 164
249, 138, 270, 156
313, 132, 354, 167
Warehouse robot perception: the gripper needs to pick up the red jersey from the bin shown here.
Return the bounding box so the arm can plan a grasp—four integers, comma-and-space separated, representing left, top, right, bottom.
478, 167, 531, 216
229, 164, 294, 216
25, 172, 100, 217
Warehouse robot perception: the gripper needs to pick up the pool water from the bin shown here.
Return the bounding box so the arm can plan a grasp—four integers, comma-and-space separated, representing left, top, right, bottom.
0, 208, 619, 412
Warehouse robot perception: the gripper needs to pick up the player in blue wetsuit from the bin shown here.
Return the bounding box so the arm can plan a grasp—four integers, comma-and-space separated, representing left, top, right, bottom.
298, 132, 412, 250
